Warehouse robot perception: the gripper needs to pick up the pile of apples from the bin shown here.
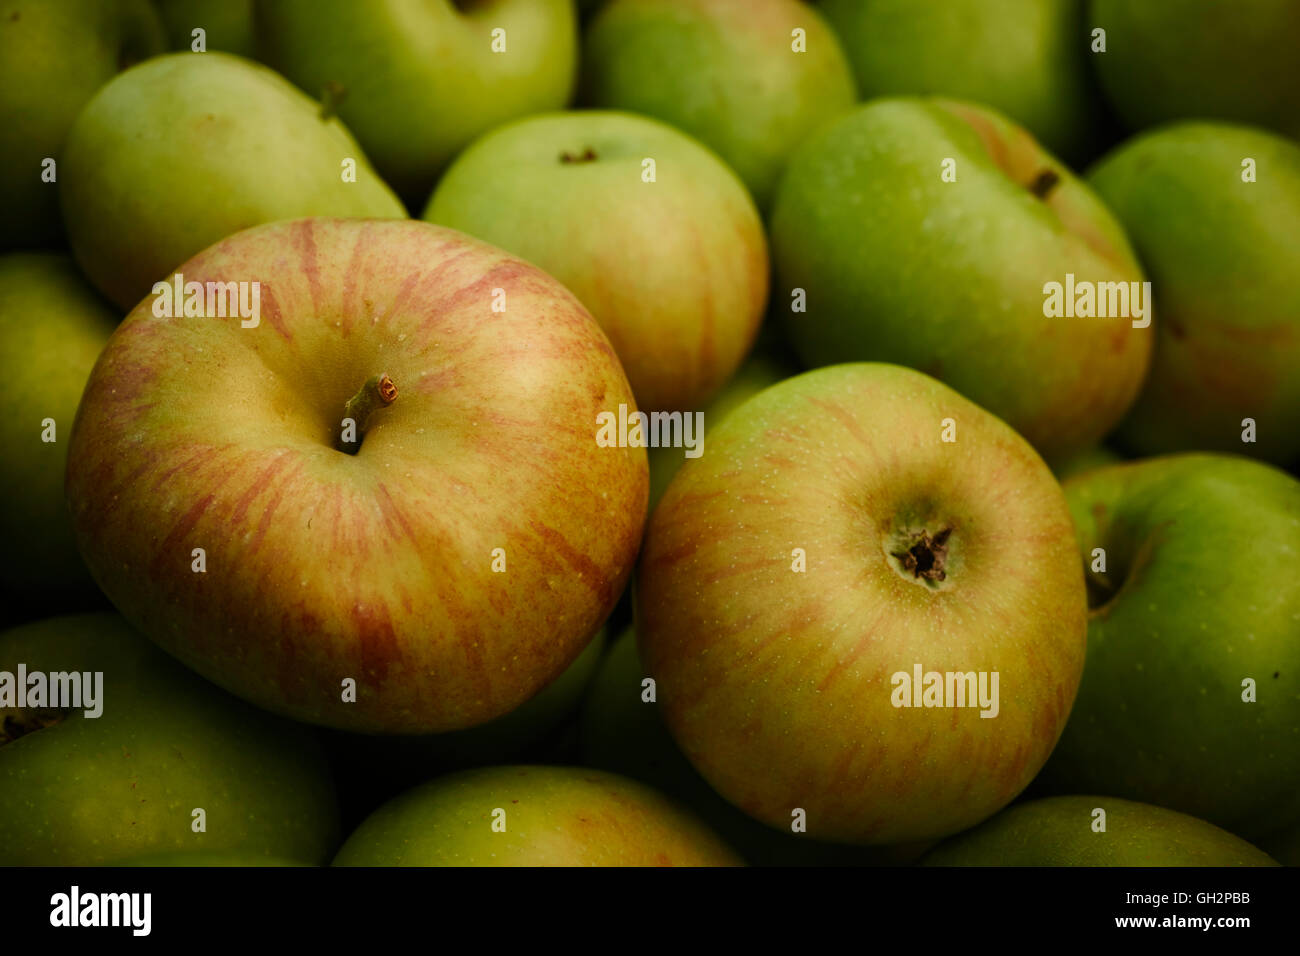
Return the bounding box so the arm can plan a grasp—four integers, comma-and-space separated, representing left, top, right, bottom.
1, 0, 1297, 868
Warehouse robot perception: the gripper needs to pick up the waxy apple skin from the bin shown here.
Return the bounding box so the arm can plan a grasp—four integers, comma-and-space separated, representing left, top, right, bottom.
255, 0, 578, 204
1040, 455, 1300, 840
770, 98, 1152, 462
637, 363, 1087, 845
581, 0, 857, 211
0, 614, 340, 866
923, 796, 1278, 867
425, 111, 769, 414
66, 218, 647, 734
332, 765, 742, 866
60, 51, 406, 311
1087, 123, 1300, 466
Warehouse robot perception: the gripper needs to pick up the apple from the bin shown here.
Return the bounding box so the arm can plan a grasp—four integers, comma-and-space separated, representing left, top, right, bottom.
332, 765, 742, 866
330, 627, 607, 798
424, 111, 769, 413
922, 796, 1277, 866
637, 363, 1087, 845
1038, 454, 1300, 840
819, 0, 1102, 163
117, 850, 308, 866
582, 627, 931, 865
581, 0, 857, 211
1259, 821, 1300, 867
770, 98, 1152, 462
1051, 444, 1123, 482
0, 254, 116, 617
1087, 123, 1300, 466
0, 613, 340, 865
1090, 0, 1300, 140
66, 217, 647, 734
154, 0, 253, 56
59, 51, 405, 311
254, 0, 578, 205
647, 350, 793, 516
0, 0, 165, 249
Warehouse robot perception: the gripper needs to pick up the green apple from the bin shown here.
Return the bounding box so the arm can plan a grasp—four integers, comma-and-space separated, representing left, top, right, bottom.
333, 765, 742, 866
0, 0, 165, 249
581, 0, 857, 210
60, 51, 405, 311
424, 111, 768, 413
582, 627, 930, 865
923, 796, 1278, 866
771, 97, 1153, 462
154, 0, 252, 56
117, 850, 309, 866
647, 351, 793, 516
66, 218, 647, 734
1040, 455, 1300, 840
0, 254, 116, 615
255, 0, 577, 204
637, 363, 1087, 845
1090, 0, 1300, 140
820, 0, 1101, 163
330, 628, 606, 796
1087, 123, 1300, 465
0, 613, 340, 865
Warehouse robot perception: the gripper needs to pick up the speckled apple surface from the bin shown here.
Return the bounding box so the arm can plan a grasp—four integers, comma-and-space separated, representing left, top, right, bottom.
65, 218, 647, 734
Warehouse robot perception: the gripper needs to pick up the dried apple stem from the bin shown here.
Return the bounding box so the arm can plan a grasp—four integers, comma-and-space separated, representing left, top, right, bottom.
337, 374, 397, 454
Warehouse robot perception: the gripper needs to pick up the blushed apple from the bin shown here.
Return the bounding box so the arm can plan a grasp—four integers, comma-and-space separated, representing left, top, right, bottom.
770, 98, 1152, 462
60, 52, 405, 310
1039, 454, 1300, 840
581, 0, 857, 210
255, 0, 578, 204
1090, 0, 1300, 140
923, 796, 1278, 866
0, 613, 340, 865
424, 111, 768, 413
66, 218, 647, 734
1087, 122, 1300, 465
820, 0, 1103, 163
332, 765, 742, 866
637, 363, 1087, 845
0, 254, 116, 617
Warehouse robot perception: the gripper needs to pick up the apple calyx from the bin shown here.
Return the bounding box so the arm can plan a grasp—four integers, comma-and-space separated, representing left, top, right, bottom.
560, 148, 599, 164
337, 373, 397, 454
0, 708, 69, 748
318, 81, 349, 121
891, 528, 952, 583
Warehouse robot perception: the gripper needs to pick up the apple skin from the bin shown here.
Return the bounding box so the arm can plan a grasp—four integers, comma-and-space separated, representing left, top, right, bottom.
329, 628, 606, 798
637, 363, 1087, 845
332, 765, 742, 866
770, 97, 1152, 462
1087, 123, 1300, 466
647, 351, 793, 516
581, 0, 857, 211
819, 0, 1101, 163
1039, 455, 1300, 840
0, 614, 341, 866
1090, 0, 1300, 141
922, 796, 1278, 866
116, 850, 309, 866
424, 111, 768, 413
255, 0, 577, 205
0, 254, 116, 615
1051, 444, 1123, 483
66, 218, 647, 734
60, 51, 405, 311
582, 627, 932, 865
154, 0, 253, 56
0, 0, 165, 249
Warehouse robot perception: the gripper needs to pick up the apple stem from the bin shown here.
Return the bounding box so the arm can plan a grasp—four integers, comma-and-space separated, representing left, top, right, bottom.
337, 374, 397, 454
319, 81, 349, 121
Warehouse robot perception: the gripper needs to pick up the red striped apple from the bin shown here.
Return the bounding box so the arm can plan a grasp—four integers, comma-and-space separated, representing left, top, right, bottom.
637, 363, 1087, 845
66, 217, 647, 734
